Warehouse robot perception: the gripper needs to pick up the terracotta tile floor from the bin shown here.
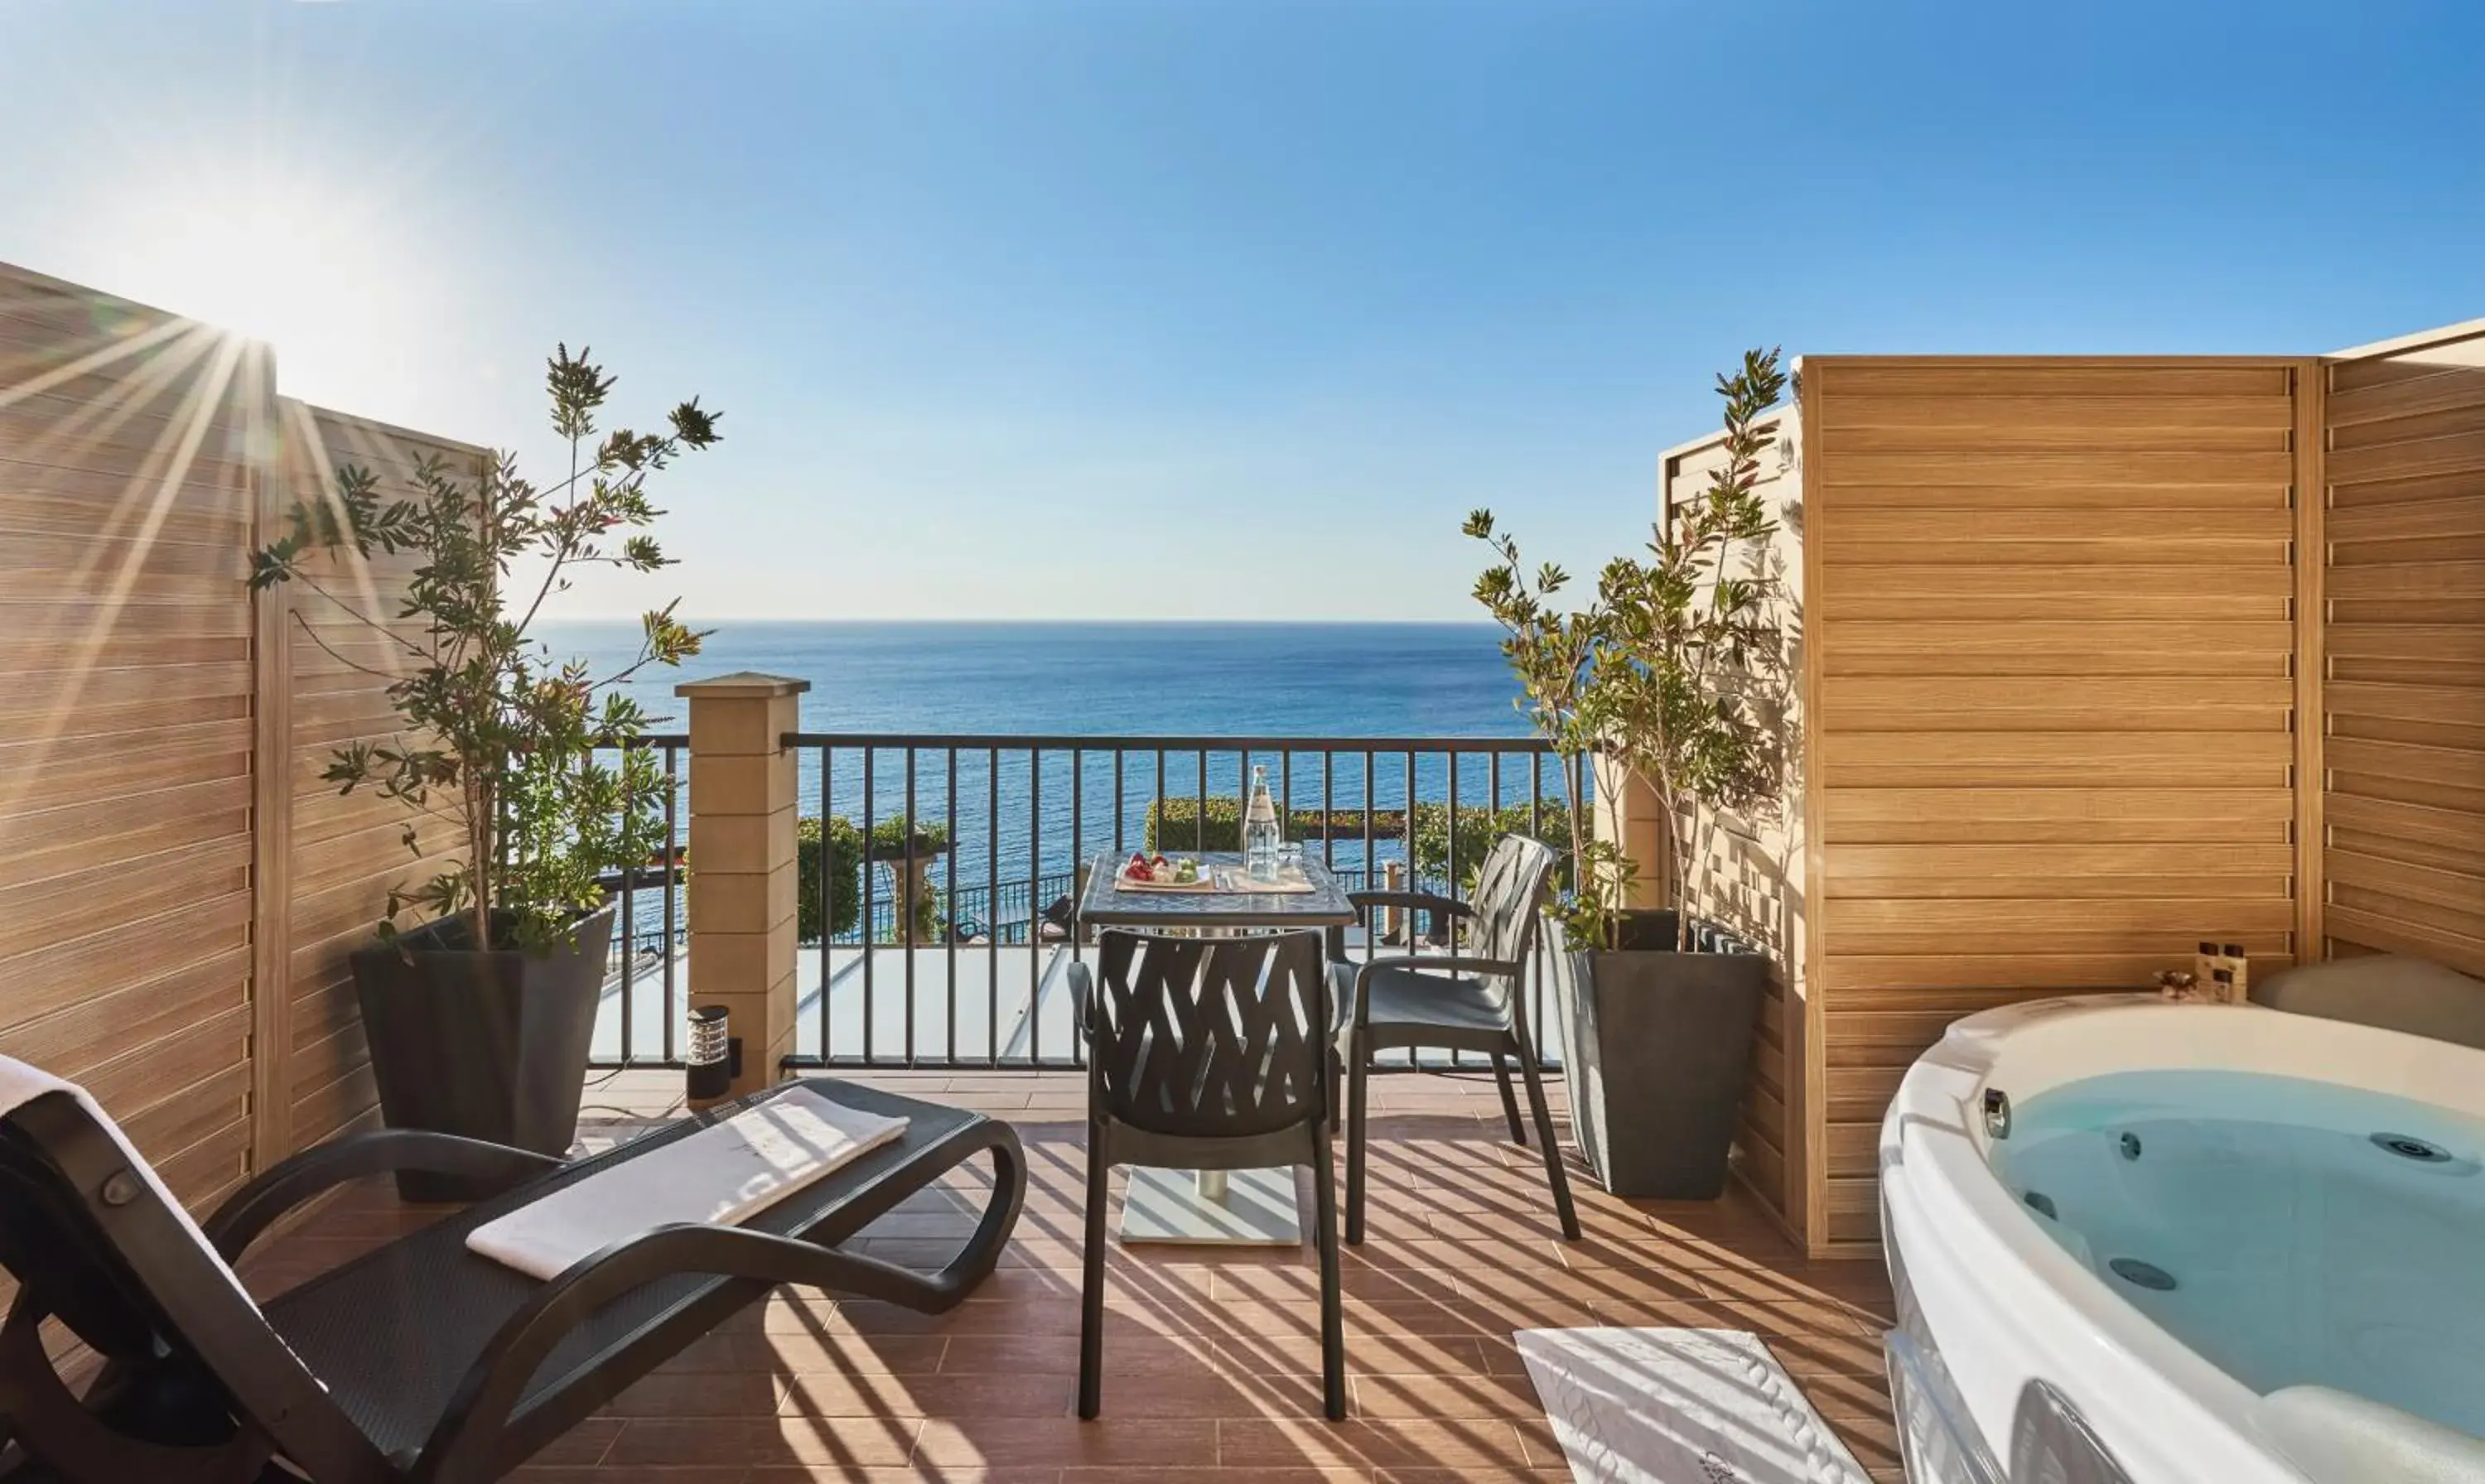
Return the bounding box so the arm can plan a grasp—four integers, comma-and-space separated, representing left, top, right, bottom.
244, 1071, 1899, 1483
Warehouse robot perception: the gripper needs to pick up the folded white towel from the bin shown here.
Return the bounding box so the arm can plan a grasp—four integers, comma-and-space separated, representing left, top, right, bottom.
466, 1086, 909, 1280
0, 1053, 260, 1312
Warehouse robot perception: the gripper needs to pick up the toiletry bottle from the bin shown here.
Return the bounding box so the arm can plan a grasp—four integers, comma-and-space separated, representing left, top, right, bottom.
2211, 966, 2236, 1005
2222, 942, 2248, 1003
2195, 940, 2222, 995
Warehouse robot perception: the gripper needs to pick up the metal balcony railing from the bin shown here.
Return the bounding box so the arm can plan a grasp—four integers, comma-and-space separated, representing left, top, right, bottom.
591, 733, 1582, 1073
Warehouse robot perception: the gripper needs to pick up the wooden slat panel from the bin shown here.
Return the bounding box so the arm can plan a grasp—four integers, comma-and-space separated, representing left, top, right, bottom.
2322, 350, 2485, 990
1802, 356, 2304, 1258
281, 404, 485, 1155
0, 267, 265, 1218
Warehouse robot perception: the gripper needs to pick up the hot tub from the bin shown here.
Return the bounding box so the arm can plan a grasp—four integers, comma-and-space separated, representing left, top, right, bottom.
1879, 994, 2485, 1483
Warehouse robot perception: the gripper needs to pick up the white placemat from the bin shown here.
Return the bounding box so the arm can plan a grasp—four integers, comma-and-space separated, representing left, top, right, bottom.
1517, 1327, 1870, 1484
467, 1086, 907, 1279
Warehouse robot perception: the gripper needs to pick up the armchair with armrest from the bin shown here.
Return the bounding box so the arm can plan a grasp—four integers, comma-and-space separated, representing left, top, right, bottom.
1329, 834, 1580, 1243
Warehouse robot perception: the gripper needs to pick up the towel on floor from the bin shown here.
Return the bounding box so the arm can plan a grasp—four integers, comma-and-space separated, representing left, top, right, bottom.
466, 1086, 909, 1280
0, 1053, 262, 1312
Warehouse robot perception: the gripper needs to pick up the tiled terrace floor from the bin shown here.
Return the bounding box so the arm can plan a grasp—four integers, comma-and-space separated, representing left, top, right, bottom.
244, 1071, 1899, 1483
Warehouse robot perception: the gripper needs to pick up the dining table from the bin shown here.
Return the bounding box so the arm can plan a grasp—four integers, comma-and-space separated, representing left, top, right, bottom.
1075, 850, 1358, 1246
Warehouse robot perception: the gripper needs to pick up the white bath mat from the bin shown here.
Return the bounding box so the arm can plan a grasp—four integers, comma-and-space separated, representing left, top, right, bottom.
1517, 1327, 1869, 1484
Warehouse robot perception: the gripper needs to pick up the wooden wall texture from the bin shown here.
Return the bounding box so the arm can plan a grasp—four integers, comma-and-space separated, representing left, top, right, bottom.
1798, 356, 2312, 1251
0, 262, 481, 1215
2320, 326, 2485, 977
1657, 415, 1808, 1240
277, 404, 485, 1158
0, 267, 269, 1219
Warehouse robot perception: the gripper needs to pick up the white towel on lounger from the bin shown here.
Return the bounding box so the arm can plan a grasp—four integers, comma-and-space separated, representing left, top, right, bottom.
466, 1086, 909, 1281
0, 1053, 262, 1312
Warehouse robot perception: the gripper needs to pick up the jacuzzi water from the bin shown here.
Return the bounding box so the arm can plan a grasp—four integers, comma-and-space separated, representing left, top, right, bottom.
1991, 1067, 2485, 1440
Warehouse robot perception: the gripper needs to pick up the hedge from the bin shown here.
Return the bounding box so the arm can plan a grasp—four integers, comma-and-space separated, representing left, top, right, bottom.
1143, 798, 1406, 853
1141, 797, 1571, 889
797, 815, 948, 942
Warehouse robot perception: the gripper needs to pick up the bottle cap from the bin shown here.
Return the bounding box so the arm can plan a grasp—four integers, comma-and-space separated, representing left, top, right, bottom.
2198, 941, 2218, 956
2222, 943, 2244, 957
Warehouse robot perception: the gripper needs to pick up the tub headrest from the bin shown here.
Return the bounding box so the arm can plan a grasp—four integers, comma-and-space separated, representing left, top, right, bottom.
2252, 955, 2485, 1053
2258, 1385, 2485, 1484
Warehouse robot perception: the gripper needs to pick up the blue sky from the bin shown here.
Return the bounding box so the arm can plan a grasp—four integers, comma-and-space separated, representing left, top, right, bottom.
2, 1, 2479, 619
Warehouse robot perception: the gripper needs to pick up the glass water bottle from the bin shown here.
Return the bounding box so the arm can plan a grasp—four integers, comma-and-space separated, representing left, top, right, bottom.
1243, 765, 1281, 882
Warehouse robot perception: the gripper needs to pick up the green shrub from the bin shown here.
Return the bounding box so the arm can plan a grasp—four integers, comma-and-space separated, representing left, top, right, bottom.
1143, 798, 1406, 853
798, 816, 949, 942
1408, 800, 1573, 891
1138, 796, 1571, 893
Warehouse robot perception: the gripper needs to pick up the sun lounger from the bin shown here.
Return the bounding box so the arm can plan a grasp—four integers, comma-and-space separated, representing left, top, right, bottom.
0, 1064, 1024, 1482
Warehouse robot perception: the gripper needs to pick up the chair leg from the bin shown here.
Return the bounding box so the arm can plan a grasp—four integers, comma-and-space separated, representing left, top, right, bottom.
1511, 1037, 1581, 1241
1491, 1053, 1527, 1146
1311, 1133, 1349, 1420
1078, 1122, 1112, 1419
1344, 1036, 1370, 1246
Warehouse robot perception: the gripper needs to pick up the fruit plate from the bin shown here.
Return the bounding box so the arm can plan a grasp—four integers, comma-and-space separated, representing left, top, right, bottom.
1114, 868, 1218, 893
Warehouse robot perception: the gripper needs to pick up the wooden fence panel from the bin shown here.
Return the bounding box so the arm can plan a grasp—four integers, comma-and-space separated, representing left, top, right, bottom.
0, 265, 264, 1218
1802, 356, 2307, 1251
0, 261, 486, 1225
279, 402, 485, 1156
2323, 329, 2485, 977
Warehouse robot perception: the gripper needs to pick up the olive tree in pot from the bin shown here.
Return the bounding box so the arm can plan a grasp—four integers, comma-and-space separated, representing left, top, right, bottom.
250, 347, 717, 1199
1465, 347, 1788, 1198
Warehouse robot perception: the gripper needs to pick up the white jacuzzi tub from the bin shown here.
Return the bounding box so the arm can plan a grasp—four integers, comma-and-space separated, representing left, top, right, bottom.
1879, 995, 2485, 1484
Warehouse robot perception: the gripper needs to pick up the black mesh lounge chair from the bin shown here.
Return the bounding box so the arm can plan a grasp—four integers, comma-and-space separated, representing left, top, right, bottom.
1069, 929, 1345, 1421
1331, 834, 1579, 1243
0, 1076, 1024, 1483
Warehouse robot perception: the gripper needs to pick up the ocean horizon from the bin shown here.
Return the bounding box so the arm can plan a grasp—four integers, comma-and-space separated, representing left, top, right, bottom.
541, 619, 1534, 740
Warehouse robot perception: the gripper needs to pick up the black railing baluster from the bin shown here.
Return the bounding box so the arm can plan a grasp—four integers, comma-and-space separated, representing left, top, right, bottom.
663, 743, 680, 1062
1071, 747, 1084, 966
1194, 747, 1207, 853
987, 746, 998, 1067
1029, 746, 1041, 1064
945, 747, 958, 1065
861, 745, 876, 1064
1359, 750, 1373, 947
904, 747, 918, 1067
1112, 749, 1125, 860
830, 745, 850, 1058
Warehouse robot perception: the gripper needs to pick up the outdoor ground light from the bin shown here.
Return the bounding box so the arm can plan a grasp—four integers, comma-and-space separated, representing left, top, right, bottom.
686, 1004, 741, 1102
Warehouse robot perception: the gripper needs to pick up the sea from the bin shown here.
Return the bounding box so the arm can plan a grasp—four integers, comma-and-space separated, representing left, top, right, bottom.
539, 620, 1556, 940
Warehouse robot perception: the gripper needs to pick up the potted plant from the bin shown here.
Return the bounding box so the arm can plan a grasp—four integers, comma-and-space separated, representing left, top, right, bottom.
1464, 347, 1788, 1198
250, 347, 717, 1198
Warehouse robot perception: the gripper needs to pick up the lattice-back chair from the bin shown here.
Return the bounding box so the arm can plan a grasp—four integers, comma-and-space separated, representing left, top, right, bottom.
1069, 929, 1344, 1420
1331, 833, 1578, 1242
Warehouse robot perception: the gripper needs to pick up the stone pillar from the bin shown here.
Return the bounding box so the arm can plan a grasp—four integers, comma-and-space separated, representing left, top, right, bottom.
678, 672, 809, 1101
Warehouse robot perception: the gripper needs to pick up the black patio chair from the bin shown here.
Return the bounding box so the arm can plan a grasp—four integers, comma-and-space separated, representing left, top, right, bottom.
1332, 833, 1579, 1243
0, 1074, 1024, 1483
1068, 928, 1345, 1421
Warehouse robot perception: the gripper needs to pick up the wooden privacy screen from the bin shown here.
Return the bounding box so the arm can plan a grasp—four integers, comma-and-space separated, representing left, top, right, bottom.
0, 263, 482, 1227
2321, 326, 2485, 977
1795, 356, 2313, 1251
277, 404, 484, 1159
0, 267, 268, 1218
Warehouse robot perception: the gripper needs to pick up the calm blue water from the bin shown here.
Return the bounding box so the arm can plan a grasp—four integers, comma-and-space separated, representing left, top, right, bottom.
1994, 1070, 2485, 1438
538, 621, 1566, 937
539, 619, 1530, 738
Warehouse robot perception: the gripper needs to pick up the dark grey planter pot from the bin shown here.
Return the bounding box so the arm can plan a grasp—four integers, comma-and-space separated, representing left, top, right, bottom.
350, 905, 611, 1202
1555, 908, 1768, 1200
